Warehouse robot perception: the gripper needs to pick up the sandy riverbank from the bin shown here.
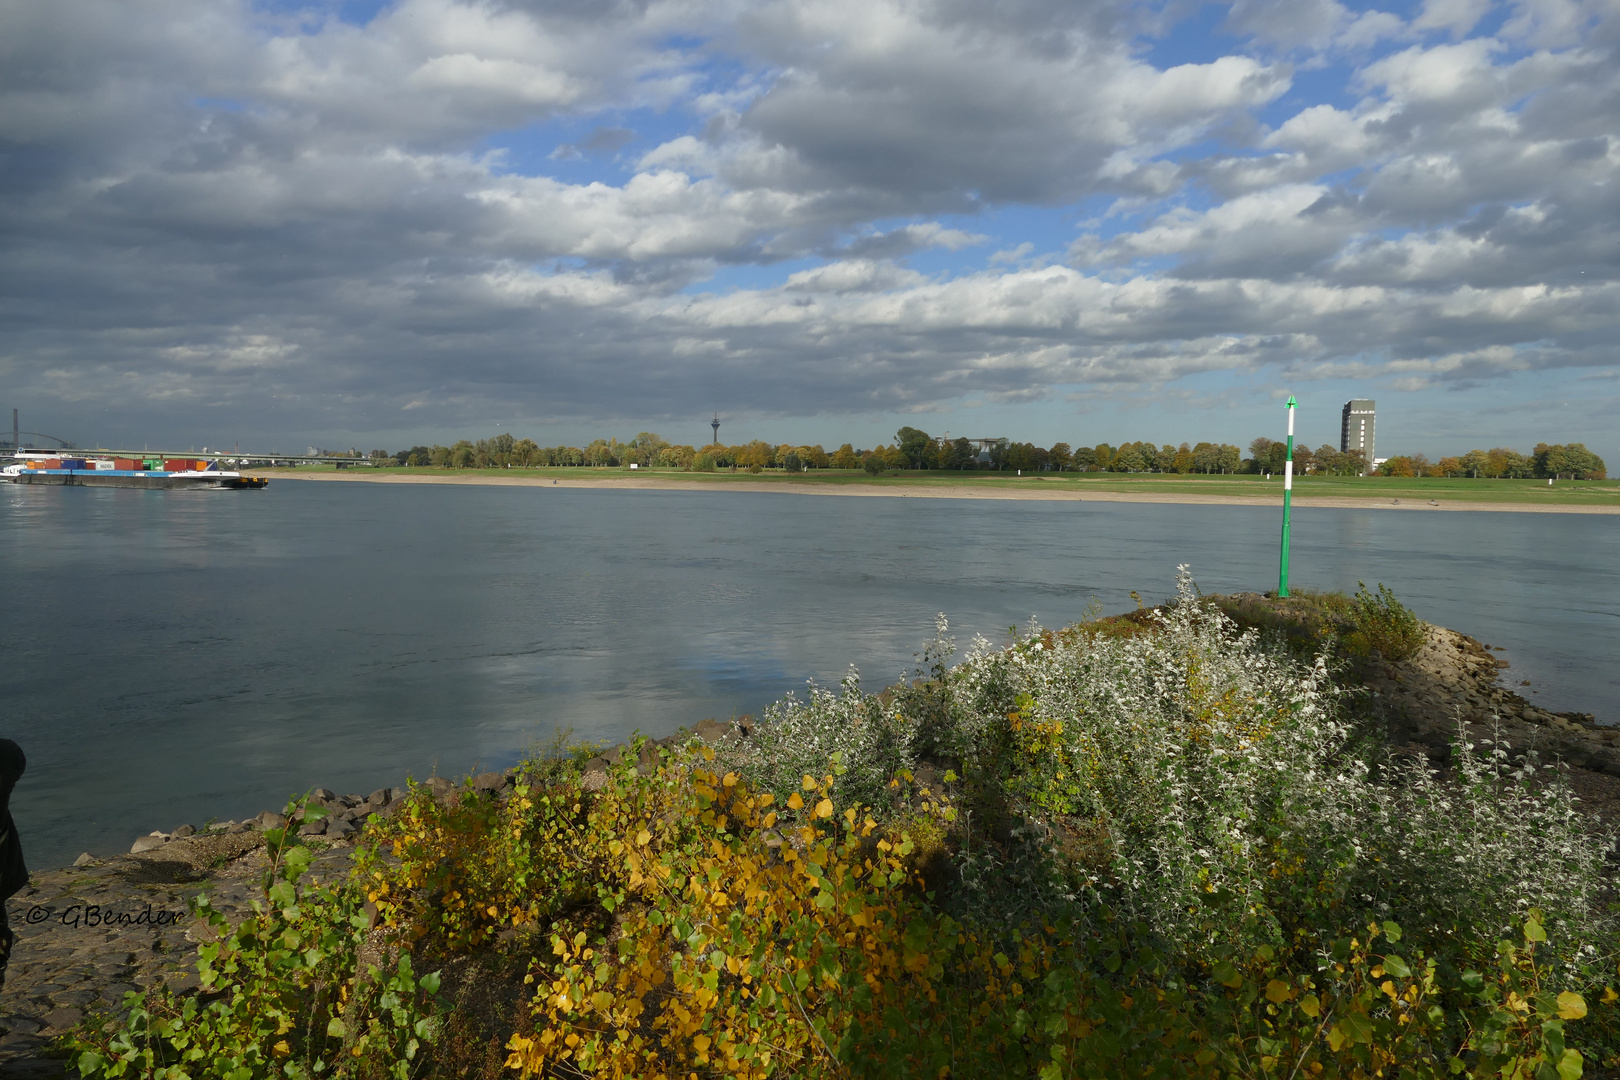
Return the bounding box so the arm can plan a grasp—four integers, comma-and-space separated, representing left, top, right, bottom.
266, 470, 1620, 514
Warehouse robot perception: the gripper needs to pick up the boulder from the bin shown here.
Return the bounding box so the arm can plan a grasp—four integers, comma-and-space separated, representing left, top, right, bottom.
256, 811, 289, 831
312, 787, 337, 804
130, 834, 169, 854
298, 820, 328, 837
171, 824, 195, 838
327, 817, 357, 839
73, 852, 95, 867
471, 772, 508, 795
369, 787, 393, 806
691, 718, 729, 744
426, 776, 454, 799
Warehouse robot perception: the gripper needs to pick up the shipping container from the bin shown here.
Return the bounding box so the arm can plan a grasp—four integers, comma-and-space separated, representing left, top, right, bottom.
114, 459, 138, 470
36, 459, 62, 469
163, 459, 194, 471
60, 459, 87, 469
93, 460, 116, 470
143, 459, 163, 470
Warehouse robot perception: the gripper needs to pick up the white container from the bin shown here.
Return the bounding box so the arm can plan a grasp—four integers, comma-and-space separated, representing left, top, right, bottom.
93, 460, 115, 470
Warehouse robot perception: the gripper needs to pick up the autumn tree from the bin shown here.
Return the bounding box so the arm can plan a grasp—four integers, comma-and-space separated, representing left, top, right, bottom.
831, 443, 860, 469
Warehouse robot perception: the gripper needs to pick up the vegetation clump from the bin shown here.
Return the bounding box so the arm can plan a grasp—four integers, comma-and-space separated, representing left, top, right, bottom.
69, 571, 1619, 1078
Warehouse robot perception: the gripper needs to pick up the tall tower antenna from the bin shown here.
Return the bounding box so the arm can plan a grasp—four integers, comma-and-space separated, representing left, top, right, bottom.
11, 409, 16, 453
710, 412, 720, 447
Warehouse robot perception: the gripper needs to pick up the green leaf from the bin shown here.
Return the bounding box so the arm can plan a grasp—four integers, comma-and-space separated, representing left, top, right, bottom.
1381, 920, 1403, 943
1212, 961, 1242, 989
1383, 954, 1412, 978
326, 1018, 347, 1038
1556, 1048, 1583, 1080
1525, 917, 1548, 942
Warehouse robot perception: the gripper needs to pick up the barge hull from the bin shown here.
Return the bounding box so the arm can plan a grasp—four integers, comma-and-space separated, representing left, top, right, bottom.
5, 471, 267, 490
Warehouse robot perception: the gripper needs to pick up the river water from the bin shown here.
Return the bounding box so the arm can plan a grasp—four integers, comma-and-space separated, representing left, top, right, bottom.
4, 480, 1616, 868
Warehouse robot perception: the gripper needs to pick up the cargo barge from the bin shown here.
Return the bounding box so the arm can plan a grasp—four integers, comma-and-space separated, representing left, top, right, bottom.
1, 453, 268, 490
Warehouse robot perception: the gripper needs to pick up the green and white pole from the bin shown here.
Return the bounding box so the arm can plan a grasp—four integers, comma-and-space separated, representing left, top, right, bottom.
1279, 395, 1297, 597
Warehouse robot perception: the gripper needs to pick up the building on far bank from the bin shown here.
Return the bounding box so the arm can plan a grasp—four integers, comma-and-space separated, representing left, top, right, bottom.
1341, 400, 1375, 470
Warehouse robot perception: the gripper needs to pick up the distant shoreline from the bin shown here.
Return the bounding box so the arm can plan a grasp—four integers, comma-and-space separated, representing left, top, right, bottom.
266, 470, 1620, 513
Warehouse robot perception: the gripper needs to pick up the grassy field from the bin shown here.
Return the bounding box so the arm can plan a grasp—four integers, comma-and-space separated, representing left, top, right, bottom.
262, 464, 1620, 507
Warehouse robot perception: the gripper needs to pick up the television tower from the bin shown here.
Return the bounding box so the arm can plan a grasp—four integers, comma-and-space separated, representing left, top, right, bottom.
710, 412, 720, 447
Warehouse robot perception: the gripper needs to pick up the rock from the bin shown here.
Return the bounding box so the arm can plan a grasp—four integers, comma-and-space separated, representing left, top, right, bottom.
298, 820, 327, 837
130, 834, 169, 854
256, 811, 289, 831
171, 824, 195, 838
72, 852, 95, 867
691, 718, 729, 744
312, 787, 337, 804
41, 1007, 84, 1032
369, 787, 393, 806
471, 772, 507, 794
426, 776, 454, 799
326, 817, 357, 839
581, 768, 608, 792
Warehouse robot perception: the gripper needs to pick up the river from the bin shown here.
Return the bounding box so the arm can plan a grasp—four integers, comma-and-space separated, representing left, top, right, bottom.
4, 480, 1616, 868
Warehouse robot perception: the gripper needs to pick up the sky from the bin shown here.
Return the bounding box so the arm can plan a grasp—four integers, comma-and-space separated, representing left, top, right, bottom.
2, 0, 1617, 458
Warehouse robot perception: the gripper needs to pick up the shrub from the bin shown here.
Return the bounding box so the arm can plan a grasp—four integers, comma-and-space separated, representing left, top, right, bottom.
1344, 581, 1427, 660
69, 799, 443, 1080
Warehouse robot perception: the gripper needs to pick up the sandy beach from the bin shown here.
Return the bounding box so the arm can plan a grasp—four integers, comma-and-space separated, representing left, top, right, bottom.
266, 470, 1620, 513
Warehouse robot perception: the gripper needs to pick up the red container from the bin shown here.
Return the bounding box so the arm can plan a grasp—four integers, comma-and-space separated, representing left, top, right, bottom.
39, 459, 63, 469
114, 458, 138, 470
162, 459, 193, 472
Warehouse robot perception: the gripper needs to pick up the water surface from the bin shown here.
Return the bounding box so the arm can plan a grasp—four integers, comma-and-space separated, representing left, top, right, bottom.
4, 481, 1615, 868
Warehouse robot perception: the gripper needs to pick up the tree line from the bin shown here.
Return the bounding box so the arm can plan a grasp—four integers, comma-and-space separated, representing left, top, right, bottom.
378, 430, 1604, 480
1375, 442, 1606, 480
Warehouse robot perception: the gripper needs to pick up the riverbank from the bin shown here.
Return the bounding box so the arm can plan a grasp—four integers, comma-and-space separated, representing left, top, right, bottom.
264, 468, 1620, 513
3, 602, 1616, 1072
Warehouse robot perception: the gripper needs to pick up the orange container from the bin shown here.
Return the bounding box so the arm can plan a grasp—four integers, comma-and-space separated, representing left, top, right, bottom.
39, 459, 62, 469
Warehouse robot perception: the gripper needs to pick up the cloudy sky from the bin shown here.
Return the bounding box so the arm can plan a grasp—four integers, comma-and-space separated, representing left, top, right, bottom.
2, 0, 1616, 456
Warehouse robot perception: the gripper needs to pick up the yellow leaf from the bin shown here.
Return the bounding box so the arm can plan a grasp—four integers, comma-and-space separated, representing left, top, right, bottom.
1265, 980, 1293, 1003
693, 1034, 711, 1052
722, 772, 738, 787
1601, 987, 1618, 1006
635, 829, 651, 846
844, 808, 857, 826
815, 799, 834, 819
1558, 991, 1588, 1020
1299, 994, 1321, 1018
1327, 1024, 1346, 1052
802, 775, 817, 790
787, 793, 804, 811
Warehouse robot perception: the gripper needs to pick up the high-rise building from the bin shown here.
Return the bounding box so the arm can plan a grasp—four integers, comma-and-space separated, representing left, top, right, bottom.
1340, 399, 1375, 468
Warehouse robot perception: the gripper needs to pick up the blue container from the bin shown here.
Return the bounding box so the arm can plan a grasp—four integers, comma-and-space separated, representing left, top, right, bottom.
59, 459, 87, 469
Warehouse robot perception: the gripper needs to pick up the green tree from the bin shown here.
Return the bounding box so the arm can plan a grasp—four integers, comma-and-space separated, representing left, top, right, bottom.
861, 450, 887, 475
942, 438, 975, 470
895, 427, 934, 468
831, 443, 860, 469
1070, 445, 1097, 471
1093, 443, 1114, 471
1048, 442, 1072, 471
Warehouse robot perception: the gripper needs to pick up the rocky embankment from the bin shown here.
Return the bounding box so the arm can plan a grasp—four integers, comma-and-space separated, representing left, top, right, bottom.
1367, 625, 1620, 820
0, 718, 738, 1073
0, 638, 1613, 1074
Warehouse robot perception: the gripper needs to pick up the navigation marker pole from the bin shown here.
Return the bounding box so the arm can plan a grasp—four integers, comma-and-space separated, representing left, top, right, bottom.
1279, 395, 1297, 597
